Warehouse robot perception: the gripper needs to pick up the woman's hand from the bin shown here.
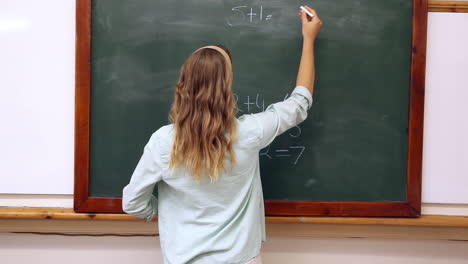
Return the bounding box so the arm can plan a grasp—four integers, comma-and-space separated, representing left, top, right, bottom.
299, 6, 322, 42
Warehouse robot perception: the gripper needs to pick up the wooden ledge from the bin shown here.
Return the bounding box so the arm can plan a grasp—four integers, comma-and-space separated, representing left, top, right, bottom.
268, 215, 468, 227
1, 207, 468, 228
429, 1, 468, 12
0, 207, 135, 221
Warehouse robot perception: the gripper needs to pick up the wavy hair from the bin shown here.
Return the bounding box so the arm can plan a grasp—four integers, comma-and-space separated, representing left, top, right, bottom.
169, 45, 237, 182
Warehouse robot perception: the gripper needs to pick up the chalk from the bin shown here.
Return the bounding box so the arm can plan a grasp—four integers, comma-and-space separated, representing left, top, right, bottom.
300, 6, 314, 18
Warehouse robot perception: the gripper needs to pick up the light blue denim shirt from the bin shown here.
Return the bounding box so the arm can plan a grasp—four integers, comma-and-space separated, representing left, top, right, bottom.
122, 86, 312, 264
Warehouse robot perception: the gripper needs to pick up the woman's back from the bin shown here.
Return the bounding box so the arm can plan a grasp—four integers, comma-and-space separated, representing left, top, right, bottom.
156, 117, 264, 264
123, 86, 312, 264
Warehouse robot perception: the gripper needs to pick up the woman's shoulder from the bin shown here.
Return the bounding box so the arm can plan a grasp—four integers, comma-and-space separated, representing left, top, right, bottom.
146, 124, 174, 165
147, 124, 174, 144
154, 124, 175, 138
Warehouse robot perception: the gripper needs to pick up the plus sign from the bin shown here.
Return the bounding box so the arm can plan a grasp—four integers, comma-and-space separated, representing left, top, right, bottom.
247, 7, 256, 23
243, 95, 255, 112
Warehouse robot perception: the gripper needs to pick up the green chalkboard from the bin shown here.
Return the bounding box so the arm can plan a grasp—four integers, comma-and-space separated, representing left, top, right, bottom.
87, 0, 416, 207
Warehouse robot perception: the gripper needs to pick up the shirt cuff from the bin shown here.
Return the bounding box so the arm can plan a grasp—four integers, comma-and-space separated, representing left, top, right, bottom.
291, 86, 313, 110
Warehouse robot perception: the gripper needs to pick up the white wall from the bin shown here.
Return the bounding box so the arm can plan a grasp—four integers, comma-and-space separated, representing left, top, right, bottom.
1, 233, 468, 264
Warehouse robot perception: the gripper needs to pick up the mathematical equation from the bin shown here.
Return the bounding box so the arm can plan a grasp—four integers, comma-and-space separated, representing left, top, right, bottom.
234, 93, 306, 165
226, 5, 273, 27
260, 145, 305, 165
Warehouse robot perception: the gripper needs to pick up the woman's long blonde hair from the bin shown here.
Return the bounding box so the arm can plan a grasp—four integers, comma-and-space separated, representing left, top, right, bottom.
169, 45, 237, 182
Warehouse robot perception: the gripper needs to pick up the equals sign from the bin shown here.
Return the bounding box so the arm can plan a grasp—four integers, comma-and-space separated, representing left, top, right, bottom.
275, 150, 291, 157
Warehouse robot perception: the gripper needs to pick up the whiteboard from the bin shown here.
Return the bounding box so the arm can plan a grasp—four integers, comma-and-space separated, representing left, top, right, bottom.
422, 12, 468, 204
0, 2, 467, 204
0, 0, 75, 194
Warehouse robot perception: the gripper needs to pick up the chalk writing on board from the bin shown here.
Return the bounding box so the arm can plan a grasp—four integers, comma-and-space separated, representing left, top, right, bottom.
226, 5, 273, 27
234, 93, 306, 165
260, 145, 306, 165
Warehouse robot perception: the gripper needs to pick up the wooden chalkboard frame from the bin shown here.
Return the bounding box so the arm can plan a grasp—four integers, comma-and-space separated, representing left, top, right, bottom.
75, 0, 427, 216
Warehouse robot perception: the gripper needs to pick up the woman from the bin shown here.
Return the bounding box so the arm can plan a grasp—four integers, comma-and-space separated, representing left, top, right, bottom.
122, 6, 322, 264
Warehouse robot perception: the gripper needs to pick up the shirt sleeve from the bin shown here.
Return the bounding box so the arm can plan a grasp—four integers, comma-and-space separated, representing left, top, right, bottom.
122, 133, 163, 221
251, 86, 313, 149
